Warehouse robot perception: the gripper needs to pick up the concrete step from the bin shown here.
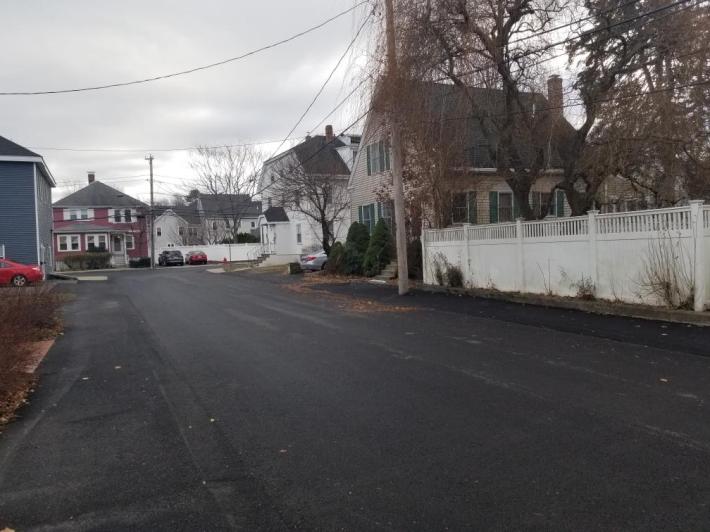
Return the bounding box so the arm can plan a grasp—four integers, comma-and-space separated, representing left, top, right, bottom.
375, 260, 398, 280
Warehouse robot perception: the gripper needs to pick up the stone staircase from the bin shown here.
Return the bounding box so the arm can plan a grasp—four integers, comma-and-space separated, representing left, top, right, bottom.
374, 260, 398, 281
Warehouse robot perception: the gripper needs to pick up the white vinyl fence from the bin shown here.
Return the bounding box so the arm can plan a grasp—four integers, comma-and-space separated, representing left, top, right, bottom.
423, 201, 710, 311
158, 243, 262, 263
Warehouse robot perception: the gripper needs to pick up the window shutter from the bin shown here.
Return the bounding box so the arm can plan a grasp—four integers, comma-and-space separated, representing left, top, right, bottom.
358, 205, 363, 224
377, 202, 383, 221
513, 195, 521, 219
489, 192, 498, 223
467, 192, 477, 224
378, 141, 385, 173
556, 190, 565, 217
366, 145, 372, 175
384, 140, 391, 171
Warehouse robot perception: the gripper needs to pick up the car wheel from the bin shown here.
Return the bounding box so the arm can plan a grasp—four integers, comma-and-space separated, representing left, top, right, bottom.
321, 262, 328, 270
11, 275, 27, 287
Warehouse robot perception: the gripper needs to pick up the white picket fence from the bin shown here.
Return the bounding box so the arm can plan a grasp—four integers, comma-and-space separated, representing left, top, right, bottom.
423, 201, 710, 311
157, 243, 262, 263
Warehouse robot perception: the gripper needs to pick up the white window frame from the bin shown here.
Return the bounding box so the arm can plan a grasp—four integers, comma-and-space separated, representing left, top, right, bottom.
85, 234, 108, 251
125, 234, 135, 250
57, 234, 81, 252
65, 208, 93, 221
156, 227, 162, 236
110, 208, 136, 223
296, 224, 302, 244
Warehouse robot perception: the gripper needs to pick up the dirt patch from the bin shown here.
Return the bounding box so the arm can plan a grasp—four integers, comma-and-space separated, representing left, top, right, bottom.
286, 273, 418, 314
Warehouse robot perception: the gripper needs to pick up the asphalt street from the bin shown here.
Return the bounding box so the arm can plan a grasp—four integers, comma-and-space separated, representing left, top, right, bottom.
1, 267, 710, 530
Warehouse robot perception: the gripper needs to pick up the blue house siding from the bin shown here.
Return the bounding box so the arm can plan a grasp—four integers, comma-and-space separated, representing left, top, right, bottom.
0, 161, 38, 264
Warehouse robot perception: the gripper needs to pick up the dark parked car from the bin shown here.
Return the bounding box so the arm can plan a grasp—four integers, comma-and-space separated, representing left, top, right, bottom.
185, 250, 208, 265
158, 250, 184, 266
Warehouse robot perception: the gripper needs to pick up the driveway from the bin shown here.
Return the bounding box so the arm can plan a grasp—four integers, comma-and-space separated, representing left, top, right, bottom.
1, 268, 710, 530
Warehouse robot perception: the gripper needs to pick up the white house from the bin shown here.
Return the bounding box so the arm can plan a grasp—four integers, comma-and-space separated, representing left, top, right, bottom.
258, 125, 357, 255
153, 205, 203, 249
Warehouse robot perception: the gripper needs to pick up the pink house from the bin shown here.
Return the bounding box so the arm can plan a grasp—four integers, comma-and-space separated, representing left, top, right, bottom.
52, 174, 149, 269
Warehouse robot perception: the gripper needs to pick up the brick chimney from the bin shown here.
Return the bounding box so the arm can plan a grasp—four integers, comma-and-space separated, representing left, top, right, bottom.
88, 171, 96, 184
547, 75, 563, 120
325, 124, 334, 143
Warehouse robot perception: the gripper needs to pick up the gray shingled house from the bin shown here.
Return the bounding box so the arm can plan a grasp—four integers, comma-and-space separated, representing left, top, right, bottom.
0, 136, 56, 271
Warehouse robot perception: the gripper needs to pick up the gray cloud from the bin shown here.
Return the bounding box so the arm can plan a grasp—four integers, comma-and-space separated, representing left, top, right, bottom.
0, 0, 372, 201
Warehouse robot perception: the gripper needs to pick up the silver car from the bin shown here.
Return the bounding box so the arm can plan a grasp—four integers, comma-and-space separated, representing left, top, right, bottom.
300, 250, 328, 271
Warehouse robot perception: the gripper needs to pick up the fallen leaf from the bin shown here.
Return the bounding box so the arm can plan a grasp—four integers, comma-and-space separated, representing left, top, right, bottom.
659, 378, 669, 383
209, 418, 215, 423
81, 377, 89, 381
114, 366, 122, 370
279, 449, 288, 453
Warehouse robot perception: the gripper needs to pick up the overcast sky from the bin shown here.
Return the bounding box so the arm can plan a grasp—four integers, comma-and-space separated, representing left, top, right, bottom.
0, 1, 373, 202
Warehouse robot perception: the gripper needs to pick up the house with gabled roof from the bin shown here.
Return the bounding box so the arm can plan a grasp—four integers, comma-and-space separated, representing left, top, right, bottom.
348, 76, 574, 232
52, 173, 149, 269
258, 125, 357, 254
195, 193, 262, 244
0, 135, 55, 271
153, 204, 203, 249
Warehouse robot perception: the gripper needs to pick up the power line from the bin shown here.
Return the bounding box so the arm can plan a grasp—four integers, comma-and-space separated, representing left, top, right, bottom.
29, 136, 306, 153
267, 10, 373, 161
430, 0, 702, 82
0, 2, 369, 96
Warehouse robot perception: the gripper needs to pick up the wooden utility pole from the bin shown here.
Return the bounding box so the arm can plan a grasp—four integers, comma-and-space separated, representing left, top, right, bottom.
384, 0, 409, 295
146, 154, 155, 270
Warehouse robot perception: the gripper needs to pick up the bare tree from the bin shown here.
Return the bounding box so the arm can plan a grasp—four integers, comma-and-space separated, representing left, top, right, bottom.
190, 145, 262, 243
556, 0, 709, 213
268, 157, 349, 254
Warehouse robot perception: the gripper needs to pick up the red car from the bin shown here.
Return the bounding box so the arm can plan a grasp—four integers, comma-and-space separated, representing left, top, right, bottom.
185, 250, 208, 265
0, 259, 43, 287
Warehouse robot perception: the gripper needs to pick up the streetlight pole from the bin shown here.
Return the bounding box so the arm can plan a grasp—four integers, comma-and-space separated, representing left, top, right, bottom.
384, 0, 409, 295
146, 154, 155, 269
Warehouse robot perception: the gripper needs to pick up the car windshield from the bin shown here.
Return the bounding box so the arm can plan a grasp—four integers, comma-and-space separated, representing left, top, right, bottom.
168, 251, 182, 257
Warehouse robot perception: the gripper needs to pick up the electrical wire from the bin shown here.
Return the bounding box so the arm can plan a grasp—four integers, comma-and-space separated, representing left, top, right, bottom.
0, 2, 370, 96
266, 9, 373, 162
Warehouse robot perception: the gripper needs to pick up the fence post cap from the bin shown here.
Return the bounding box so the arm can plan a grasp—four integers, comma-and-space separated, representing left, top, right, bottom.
689, 199, 705, 206
588, 210, 600, 215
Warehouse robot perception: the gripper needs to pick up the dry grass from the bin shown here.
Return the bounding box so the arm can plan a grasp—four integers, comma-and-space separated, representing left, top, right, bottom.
0, 285, 63, 427
286, 272, 418, 314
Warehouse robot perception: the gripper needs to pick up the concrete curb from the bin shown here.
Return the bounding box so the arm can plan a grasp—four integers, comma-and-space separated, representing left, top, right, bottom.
419, 285, 710, 327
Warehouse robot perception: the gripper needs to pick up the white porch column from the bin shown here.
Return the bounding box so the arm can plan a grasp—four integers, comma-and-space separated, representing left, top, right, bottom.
463, 223, 471, 286
588, 210, 599, 288
690, 200, 705, 312
516, 218, 525, 292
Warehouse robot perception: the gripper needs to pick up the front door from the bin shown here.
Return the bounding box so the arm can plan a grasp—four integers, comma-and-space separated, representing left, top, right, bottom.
112, 235, 123, 253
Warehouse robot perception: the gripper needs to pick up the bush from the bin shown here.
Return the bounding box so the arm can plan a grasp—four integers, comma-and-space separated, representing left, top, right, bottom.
129, 256, 151, 268
407, 238, 423, 280
363, 219, 393, 277
343, 222, 370, 275
62, 252, 111, 271
325, 241, 345, 275
0, 286, 62, 372
446, 265, 464, 288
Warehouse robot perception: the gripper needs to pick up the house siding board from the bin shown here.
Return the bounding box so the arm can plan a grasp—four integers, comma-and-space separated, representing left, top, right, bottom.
0, 161, 38, 263
349, 114, 392, 227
